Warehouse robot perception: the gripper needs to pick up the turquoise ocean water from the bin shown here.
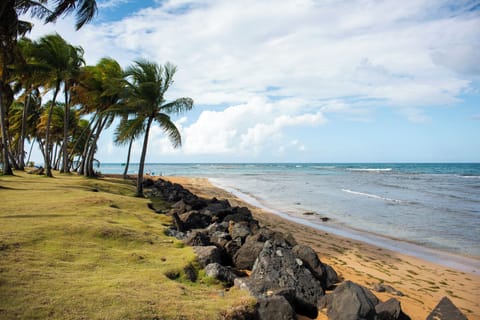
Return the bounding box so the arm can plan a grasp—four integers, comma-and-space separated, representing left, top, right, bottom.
99, 163, 480, 270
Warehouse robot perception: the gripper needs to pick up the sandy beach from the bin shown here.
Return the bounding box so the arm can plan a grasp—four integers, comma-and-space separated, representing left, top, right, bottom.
161, 176, 480, 320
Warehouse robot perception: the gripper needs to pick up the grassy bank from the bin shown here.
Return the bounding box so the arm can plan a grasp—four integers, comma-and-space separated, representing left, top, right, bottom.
0, 171, 251, 320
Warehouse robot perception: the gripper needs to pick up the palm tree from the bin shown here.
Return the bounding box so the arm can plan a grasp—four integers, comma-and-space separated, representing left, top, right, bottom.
0, 0, 97, 175
114, 115, 143, 179
72, 57, 124, 177
120, 60, 193, 197
30, 33, 84, 176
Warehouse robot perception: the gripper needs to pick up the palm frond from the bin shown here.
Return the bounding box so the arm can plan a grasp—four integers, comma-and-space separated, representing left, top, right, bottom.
160, 97, 193, 115
155, 113, 181, 148
114, 116, 145, 145
45, 0, 97, 30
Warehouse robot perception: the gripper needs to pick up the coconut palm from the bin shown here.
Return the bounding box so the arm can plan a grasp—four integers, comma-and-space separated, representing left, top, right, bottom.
29, 33, 84, 176
120, 60, 193, 197
0, 0, 97, 175
72, 57, 124, 177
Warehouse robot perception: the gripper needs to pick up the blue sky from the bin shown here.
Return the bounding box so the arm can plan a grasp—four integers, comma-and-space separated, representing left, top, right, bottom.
27, 0, 480, 163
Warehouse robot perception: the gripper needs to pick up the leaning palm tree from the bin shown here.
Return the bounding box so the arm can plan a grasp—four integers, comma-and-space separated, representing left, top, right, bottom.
72, 57, 124, 177
0, 0, 97, 175
114, 115, 143, 180
120, 60, 193, 197
30, 33, 84, 176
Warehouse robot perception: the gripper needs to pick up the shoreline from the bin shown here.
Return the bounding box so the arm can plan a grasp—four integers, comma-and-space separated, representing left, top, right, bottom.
209, 178, 480, 274
157, 175, 480, 319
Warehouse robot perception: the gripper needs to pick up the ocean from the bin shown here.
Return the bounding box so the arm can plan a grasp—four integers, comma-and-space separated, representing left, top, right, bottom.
99, 163, 480, 270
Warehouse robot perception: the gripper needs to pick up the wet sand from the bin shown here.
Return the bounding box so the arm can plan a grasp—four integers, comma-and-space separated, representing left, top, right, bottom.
162, 176, 480, 320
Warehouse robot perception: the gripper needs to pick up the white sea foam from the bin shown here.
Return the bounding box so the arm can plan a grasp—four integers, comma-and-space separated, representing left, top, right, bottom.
342, 188, 402, 203
347, 168, 392, 172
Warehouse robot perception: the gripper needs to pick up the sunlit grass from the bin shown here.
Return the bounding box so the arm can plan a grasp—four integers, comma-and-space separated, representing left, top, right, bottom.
0, 171, 251, 319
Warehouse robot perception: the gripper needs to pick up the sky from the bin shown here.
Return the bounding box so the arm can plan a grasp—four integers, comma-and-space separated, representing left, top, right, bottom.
25, 0, 480, 163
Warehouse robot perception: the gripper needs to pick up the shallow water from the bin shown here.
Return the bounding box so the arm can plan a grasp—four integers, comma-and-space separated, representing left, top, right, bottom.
99, 163, 480, 260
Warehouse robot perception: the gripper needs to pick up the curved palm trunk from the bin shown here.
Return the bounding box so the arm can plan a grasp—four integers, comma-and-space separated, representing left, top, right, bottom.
78, 113, 100, 175
123, 137, 134, 179
85, 116, 108, 177
45, 83, 60, 177
67, 115, 95, 167
61, 84, 69, 173
136, 116, 153, 197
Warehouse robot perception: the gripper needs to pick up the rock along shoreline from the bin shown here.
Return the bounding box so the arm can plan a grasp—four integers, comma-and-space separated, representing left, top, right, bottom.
147, 177, 469, 320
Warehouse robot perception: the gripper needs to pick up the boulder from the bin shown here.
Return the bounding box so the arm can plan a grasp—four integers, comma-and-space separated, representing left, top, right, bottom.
325, 280, 379, 320
257, 295, 296, 320
223, 206, 254, 223
184, 230, 211, 246
205, 263, 238, 286
375, 298, 411, 320
233, 235, 266, 270
179, 210, 212, 229
193, 246, 223, 268
164, 227, 186, 240
247, 241, 324, 318
426, 296, 467, 320
229, 221, 252, 243
292, 245, 325, 281
209, 231, 231, 248
224, 240, 242, 262
324, 263, 339, 289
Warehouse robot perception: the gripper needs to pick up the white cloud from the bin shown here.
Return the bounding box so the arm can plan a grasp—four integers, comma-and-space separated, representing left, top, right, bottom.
21, 0, 480, 161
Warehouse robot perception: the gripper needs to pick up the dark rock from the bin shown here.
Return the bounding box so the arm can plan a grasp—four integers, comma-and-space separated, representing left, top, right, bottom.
179, 210, 212, 229
171, 199, 191, 214
292, 244, 325, 280
326, 280, 379, 320
183, 263, 197, 282
223, 207, 254, 223
320, 217, 330, 222
229, 221, 252, 243
206, 221, 230, 234
373, 283, 404, 296
171, 212, 185, 232
375, 298, 403, 320
324, 263, 339, 289
165, 270, 180, 280
224, 240, 242, 262
205, 263, 238, 286
303, 212, 315, 215
142, 178, 154, 188
164, 227, 186, 240
247, 241, 324, 318
193, 246, 223, 268
184, 230, 211, 246
210, 231, 231, 248
257, 295, 296, 320
426, 296, 467, 320
233, 236, 266, 270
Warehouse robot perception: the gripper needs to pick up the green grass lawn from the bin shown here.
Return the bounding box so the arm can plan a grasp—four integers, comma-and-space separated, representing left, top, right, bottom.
0, 171, 251, 320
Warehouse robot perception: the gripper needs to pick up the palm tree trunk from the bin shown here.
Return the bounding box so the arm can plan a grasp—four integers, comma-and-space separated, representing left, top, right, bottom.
123, 137, 134, 179
18, 89, 31, 170
78, 114, 99, 175
45, 83, 60, 177
26, 139, 35, 166
67, 115, 95, 167
0, 75, 13, 175
61, 84, 69, 173
136, 116, 153, 197
85, 116, 107, 177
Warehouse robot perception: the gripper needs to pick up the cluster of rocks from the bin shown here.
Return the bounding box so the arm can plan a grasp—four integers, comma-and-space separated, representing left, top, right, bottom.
149, 178, 467, 320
